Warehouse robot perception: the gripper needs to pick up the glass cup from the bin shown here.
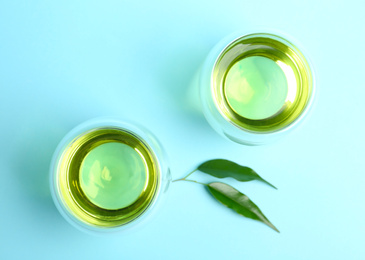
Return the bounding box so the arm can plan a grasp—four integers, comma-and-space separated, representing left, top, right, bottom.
50, 118, 171, 234
199, 32, 315, 145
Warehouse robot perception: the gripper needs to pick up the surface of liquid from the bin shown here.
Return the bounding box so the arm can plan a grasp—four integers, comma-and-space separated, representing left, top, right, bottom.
56, 128, 159, 227
80, 142, 148, 210
212, 33, 313, 132
224, 56, 288, 120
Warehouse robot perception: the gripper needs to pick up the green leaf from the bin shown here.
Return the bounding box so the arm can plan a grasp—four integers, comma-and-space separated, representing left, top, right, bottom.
207, 182, 279, 233
198, 159, 276, 189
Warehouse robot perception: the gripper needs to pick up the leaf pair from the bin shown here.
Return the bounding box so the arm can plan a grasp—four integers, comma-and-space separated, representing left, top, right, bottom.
195, 159, 279, 233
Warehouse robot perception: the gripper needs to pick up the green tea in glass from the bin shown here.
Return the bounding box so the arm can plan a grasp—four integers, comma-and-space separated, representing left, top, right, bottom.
200, 32, 315, 145
50, 118, 170, 233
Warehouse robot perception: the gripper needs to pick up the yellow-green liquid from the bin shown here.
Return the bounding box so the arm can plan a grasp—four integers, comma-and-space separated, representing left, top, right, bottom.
57, 128, 159, 228
213, 33, 313, 132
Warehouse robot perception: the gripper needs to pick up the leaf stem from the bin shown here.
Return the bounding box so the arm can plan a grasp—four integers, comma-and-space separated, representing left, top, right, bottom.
181, 179, 207, 186
184, 169, 197, 179
172, 177, 206, 186
171, 170, 207, 186
171, 178, 185, 183
172, 169, 197, 183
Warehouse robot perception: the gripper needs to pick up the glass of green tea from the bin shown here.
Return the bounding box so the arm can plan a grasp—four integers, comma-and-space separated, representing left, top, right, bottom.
50, 118, 170, 233
200, 32, 315, 145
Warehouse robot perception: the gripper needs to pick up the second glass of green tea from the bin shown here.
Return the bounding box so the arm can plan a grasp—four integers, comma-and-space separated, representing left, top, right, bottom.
200, 32, 315, 145
50, 118, 170, 233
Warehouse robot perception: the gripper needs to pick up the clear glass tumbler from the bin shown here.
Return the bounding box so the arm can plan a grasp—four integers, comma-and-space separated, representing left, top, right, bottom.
50, 117, 171, 234
200, 31, 315, 145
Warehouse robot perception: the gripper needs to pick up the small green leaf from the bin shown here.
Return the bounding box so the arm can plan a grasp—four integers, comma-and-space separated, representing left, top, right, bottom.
207, 182, 279, 233
198, 159, 276, 189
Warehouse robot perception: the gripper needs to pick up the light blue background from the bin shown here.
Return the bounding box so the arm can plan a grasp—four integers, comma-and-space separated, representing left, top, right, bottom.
1, 0, 364, 259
